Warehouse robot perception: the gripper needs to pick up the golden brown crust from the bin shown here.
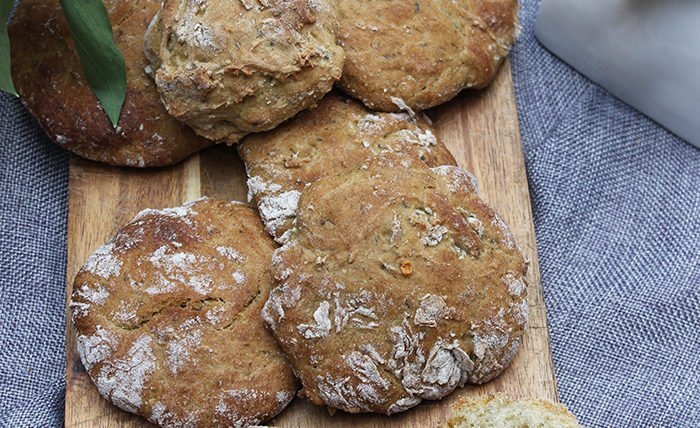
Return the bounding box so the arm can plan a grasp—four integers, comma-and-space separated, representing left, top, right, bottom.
262, 153, 527, 415
239, 92, 457, 243
336, 0, 519, 111
146, 0, 345, 143
70, 199, 297, 427
9, 0, 211, 167
446, 394, 582, 427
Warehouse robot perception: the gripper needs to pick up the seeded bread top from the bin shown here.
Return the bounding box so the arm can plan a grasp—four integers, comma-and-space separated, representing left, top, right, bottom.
71, 198, 297, 427
145, 0, 345, 143
239, 93, 457, 244
336, 0, 519, 111
263, 153, 527, 415
9, 0, 211, 167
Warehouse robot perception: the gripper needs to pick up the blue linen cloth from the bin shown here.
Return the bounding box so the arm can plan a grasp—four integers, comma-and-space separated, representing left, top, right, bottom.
0, 1, 698, 427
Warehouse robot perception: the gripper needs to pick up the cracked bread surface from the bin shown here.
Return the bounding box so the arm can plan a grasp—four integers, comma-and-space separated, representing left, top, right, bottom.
335, 0, 519, 111
262, 153, 528, 415
9, 0, 211, 167
145, 0, 345, 144
239, 92, 457, 244
70, 198, 296, 427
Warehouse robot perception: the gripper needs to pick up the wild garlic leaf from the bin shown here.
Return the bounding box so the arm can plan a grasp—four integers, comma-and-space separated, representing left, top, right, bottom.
0, 0, 17, 97
60, 0, 126, 128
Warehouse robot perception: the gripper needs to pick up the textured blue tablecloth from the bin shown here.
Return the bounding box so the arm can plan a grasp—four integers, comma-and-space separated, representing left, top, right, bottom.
1, 2, 698, 427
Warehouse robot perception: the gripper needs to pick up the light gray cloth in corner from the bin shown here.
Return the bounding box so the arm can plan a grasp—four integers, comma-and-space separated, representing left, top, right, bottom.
0, 1, 698, 427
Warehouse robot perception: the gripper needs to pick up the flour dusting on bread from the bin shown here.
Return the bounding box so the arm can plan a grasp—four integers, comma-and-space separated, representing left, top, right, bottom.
95, 335, 156, 413
263, 153, 527, 414
239, 94, 457, 244
71, 199, 297, 426
77, 326, 117, 371
83, 243, 122, 279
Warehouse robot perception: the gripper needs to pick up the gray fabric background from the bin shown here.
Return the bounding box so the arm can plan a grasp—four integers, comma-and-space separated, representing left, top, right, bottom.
1, 1, 698, 427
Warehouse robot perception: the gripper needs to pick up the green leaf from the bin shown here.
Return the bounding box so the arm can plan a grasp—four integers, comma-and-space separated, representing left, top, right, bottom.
60, 0, 126, 128
0, 0, 18, 96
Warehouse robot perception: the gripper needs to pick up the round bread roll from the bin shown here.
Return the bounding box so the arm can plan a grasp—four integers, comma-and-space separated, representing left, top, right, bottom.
9, 0, 211, 167
336, 0, 519, 112
445, 394, 582, 427
70, 198, 297, 427
239, 93, 457, 244
145, 0, 345, 144
263, 153, 528, 414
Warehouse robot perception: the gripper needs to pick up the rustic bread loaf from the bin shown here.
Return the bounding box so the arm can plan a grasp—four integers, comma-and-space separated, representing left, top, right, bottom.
70, 199, 297, 427
263, 153, 528, 414
336, 0, 519, 112
445, 394, 582, 427
239, 92, 457, 244
145, 0, 345, 144
9, 0, 211, 167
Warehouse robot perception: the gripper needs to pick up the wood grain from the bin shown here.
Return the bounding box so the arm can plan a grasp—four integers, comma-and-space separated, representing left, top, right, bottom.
65, 62, 557, 427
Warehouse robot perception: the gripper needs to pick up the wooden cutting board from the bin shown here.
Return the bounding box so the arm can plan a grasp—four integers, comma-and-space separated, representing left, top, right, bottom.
64, 62, 558, 427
